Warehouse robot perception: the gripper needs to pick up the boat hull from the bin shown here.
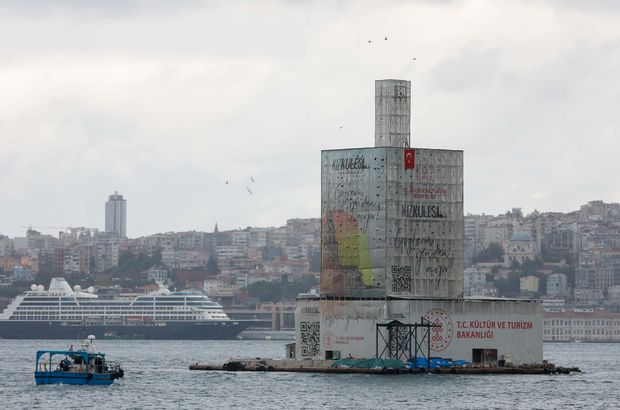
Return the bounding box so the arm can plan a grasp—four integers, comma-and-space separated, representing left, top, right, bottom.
34, 370, 115, 385
0, 320, 253, 340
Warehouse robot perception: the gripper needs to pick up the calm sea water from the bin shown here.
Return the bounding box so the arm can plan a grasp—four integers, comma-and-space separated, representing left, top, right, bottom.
0, 339, 618, 409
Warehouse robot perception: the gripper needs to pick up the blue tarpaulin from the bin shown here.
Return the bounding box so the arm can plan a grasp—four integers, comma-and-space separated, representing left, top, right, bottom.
406, 358, 471, 369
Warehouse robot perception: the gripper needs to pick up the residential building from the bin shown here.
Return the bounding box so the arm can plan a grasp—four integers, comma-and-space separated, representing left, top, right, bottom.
520, 275, 539, 294
546, 273, 569, 297
92, 239, 119, 273
463, 267, 489, 297
542, 299, 566, 312
145, 266, 169, 283
574, 288, 604, 305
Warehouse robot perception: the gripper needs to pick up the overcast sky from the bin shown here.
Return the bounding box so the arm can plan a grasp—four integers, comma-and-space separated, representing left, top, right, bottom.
1, 0, 619, 238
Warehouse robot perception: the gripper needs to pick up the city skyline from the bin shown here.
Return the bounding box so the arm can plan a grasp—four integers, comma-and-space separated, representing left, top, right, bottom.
2, 197, 615, 240
1, 1, 619, 238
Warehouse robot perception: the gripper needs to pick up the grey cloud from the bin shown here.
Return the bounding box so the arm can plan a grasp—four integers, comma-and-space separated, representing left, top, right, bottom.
541, 0, 620, 14
0, 0, 209, 18
1, 0, 620, 237
430, 45, 504, 93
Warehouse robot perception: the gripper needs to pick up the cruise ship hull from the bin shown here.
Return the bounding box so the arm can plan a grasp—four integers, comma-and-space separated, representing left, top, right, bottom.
0, 320, 254, 340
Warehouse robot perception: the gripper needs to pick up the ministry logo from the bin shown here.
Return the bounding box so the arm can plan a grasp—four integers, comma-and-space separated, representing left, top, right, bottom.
424, 308, 453, 351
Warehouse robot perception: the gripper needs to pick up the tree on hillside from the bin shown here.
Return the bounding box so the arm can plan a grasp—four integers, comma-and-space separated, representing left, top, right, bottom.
247, 281, 282, 303
521, 256, 543, 275
115, 247, 162, 277
475, 242, 504, 263
283, 275, 319, 300
206, 254, 220, 274
246, 275, 319, 303
493, 271, 521, 297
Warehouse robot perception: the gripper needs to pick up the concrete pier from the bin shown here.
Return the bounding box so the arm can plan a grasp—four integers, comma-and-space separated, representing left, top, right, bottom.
189, 358, 580, 375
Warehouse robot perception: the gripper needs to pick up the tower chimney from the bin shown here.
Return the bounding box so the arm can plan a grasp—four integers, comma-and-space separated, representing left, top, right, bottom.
374, 79, 411, 147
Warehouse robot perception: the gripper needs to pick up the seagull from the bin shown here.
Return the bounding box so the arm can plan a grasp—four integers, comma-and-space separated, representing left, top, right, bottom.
412, 57, 416, 61
368, 40, 372, 43
384, 37, 388, 41
338, 125, 344, 130
250, 176, 255, 183
246, 187, 253, 195
225, 181, 229, 185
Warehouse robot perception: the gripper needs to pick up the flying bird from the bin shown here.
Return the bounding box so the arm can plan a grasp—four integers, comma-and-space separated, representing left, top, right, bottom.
338, 125, 344, 130
225, 181, 229, 185
412, 57, 417, 61
246, 187, 253, 195
368, 40, 372, 43
384, 37, 388, 41
250, 176, 255, 183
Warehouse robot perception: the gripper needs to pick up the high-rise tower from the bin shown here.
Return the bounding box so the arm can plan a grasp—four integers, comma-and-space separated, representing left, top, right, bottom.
105, 192, 127, 239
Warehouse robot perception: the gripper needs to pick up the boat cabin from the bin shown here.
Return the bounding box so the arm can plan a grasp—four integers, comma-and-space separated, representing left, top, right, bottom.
34, 336, 123, 385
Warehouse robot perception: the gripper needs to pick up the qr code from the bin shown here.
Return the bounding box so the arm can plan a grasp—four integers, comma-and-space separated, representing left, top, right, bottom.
391, 265, 412, 292
300, 321, 320, 357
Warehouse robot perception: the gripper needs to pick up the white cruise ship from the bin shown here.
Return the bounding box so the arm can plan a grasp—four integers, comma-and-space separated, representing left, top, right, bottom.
0, 277, 252, 339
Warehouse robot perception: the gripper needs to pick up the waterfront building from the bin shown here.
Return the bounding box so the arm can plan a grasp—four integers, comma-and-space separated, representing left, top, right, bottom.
294, 79, 542, 365
543, 310, 620, 342
105, 191, 127, 239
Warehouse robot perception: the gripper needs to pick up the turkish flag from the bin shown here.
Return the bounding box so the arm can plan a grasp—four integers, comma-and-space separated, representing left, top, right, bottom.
404, 149, 415, 169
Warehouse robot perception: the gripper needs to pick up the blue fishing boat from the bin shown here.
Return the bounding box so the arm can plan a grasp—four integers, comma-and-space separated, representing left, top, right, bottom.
34, 335, 124, 385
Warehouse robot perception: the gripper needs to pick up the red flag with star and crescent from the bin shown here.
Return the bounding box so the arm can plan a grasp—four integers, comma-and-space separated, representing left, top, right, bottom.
404, 149, 415, 169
